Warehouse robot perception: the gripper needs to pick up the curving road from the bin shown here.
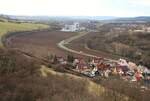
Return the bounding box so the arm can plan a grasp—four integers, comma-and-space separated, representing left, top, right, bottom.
57, 32, 98, 57
57, 31, 117, 62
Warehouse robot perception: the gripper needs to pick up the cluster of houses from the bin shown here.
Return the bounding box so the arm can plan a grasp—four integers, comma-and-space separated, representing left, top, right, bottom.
71, 57, 150, 83
52, 55, 150, 84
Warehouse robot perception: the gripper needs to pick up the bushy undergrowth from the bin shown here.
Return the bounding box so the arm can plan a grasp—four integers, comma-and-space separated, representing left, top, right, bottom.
0, 49, 101, 101
0, 49, 149, 101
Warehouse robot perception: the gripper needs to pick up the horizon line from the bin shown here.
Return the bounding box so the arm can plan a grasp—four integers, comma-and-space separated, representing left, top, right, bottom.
1, 13, 150, 18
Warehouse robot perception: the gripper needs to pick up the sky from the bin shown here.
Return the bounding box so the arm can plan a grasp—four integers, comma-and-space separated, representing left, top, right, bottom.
0, 0, 150, 17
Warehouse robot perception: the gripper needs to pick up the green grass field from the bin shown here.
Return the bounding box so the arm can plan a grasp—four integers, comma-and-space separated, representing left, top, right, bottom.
0, 21, 49, 47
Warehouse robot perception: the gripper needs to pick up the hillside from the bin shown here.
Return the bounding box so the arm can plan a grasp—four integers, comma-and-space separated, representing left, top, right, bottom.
0, 48, 97, 101
1, 46, 150, 101
0, 17, 49, 46
0, 48, 131, 101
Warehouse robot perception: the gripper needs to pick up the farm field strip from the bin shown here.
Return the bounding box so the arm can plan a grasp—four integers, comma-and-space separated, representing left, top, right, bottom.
5, 31, 76, 58
0, 21, 49, 47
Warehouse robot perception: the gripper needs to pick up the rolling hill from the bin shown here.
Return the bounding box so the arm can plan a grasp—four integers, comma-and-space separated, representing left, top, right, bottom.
0, 16, 49, 47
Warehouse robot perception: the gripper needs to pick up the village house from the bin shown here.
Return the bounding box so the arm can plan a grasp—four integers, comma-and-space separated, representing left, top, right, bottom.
73, 58, 88, 71
90, 57, 103, 67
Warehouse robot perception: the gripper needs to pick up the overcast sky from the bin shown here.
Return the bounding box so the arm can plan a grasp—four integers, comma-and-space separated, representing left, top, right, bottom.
0, 0, 150, 17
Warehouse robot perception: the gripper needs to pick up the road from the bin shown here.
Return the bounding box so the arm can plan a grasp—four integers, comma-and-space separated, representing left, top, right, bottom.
57, 31, 117, 62
57, 32, 99, 58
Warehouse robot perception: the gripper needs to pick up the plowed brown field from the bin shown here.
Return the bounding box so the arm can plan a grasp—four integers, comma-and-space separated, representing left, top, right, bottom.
5, 31, 76, 58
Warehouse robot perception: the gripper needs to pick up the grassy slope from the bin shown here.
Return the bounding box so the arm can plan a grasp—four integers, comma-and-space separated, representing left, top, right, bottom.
0, 21, 49, 47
